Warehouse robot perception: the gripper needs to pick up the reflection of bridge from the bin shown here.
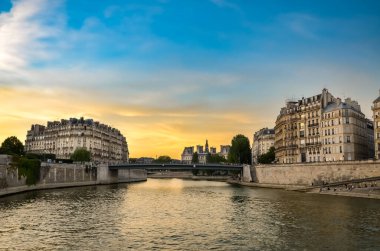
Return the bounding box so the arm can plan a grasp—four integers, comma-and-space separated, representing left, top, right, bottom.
109, 163, 244, 172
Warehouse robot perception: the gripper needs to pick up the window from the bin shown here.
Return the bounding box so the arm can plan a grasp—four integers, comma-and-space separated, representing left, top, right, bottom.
346, 136, 351, 143
345, 118, 349, 124
340, 146, 343, 153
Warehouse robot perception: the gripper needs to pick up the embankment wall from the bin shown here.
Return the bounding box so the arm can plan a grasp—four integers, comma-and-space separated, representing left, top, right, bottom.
252, 160, 380, 186
0, 161, 147, 197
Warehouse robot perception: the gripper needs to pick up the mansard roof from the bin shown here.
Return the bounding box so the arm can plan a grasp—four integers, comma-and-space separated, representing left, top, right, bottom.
374, 96, 380, 103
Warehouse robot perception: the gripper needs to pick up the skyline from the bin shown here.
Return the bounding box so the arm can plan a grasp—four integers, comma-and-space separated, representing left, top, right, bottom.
1, 0, 380, 158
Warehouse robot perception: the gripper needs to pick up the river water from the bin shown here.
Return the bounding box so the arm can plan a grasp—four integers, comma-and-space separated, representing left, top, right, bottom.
0, 179, 379, 250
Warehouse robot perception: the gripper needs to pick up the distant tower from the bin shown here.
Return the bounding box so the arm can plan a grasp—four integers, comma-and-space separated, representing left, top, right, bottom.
205, 139, 209, 153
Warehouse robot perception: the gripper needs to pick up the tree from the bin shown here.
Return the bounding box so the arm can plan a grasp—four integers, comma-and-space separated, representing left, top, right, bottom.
18, 157, 41, 186
0, 136, 24, 155
206, 153, 227, 164
257, 147, 275, 164
192, 152, 199, 163
154, 155, 172, 163
71, 148, 91, 162
228, 134, 252, 164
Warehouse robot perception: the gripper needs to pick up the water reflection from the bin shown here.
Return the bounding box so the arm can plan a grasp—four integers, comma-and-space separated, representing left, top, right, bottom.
0, 179, 379, 250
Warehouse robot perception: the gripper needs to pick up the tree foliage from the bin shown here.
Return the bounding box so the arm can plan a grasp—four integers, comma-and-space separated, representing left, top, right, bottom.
153, 155, 172, 163
228, 134, 252, 164
17, 157, 41, 186
257, 147, 275, 164
0, 136, 24, 155
71, 148, 91, 162
206, 153, 227, 164
192, 152, 199, 163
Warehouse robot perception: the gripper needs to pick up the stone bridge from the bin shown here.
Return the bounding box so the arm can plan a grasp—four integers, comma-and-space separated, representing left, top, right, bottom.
98, 163, 253, 184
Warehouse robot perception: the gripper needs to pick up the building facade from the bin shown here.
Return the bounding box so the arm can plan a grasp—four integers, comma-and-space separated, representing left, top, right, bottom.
181, 140, 230, 164
181, 147, 194, 164
275, 89, 373, 163
373, 90, 380, 159
25, 117, 129, 163
252, 128, 275, 164
219, 145, 231, 160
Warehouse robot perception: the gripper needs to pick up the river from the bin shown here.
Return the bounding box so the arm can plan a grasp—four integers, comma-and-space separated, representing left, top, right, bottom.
0, 179, 379, 250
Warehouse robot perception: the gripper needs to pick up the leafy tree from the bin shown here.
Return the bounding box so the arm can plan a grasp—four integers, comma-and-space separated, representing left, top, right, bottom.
17, 157, 41, 186
0, 136, 24, 155
206, 153, 227, 164
257, 147, 275, 164
192, 152, 199, 163
71, 148, 91, 162
228, 134, 252, 164
154, 155, 172, 163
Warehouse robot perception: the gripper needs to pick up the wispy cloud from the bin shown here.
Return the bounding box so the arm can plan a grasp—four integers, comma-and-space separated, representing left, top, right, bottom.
0, 0, 64, 73
279, 13, 320, 39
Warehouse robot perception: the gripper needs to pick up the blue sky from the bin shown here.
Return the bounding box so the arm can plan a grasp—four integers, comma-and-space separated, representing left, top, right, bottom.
0, 0, 380, 157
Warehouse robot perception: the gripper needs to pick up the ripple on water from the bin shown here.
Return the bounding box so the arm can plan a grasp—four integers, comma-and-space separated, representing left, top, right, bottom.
0, 179, 379, 250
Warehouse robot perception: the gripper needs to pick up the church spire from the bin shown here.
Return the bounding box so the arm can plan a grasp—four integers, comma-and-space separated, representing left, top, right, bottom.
205, 139, 209, 153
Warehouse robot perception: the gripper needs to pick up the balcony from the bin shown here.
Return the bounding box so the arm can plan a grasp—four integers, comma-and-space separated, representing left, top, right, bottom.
308, 123, 319, 127
306, 142, 322, 146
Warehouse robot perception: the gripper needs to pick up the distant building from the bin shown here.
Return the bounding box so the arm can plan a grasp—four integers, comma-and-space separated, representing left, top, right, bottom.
181, 147, 194, 164
181, 140, 230, 164
275, 89, 373, 163
136, 157, 155, 164
219, 145, 230, 159
25, 117, 128, 163
252, 128, 275, 164
372, 90, 380, 159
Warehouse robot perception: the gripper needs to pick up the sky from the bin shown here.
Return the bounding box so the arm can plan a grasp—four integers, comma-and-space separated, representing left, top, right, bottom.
0, 0, 379, 158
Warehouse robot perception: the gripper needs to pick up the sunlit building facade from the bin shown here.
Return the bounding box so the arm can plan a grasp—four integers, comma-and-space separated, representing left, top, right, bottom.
275, 89, 373, 163
25, 117, 129, 163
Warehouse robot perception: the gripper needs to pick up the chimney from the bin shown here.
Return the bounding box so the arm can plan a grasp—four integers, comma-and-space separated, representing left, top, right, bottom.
337, 98, 341, 105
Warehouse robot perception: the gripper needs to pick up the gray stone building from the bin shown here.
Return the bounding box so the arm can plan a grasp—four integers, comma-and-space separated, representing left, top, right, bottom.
25, 117, 129, 163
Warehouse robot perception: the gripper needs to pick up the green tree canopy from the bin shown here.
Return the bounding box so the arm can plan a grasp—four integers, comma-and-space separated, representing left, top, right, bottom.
192, 152, 199, 163
154, 155, 172, 163
228, 134, 252, 164
0, 136, 24, 155
257, 147, 275, 164
70, 148, 91, 162
206, 153, 227, 164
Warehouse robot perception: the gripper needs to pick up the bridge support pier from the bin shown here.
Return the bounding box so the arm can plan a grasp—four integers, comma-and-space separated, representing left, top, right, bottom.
97, 164, 118, 184
242, 164, 252, 182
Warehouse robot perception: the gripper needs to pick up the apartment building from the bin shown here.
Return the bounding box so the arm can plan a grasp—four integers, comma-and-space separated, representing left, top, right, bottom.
373, 90, 380, 159
25, 117, 129, 163
252, 128, 275, 164
275, 89, 373, 163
